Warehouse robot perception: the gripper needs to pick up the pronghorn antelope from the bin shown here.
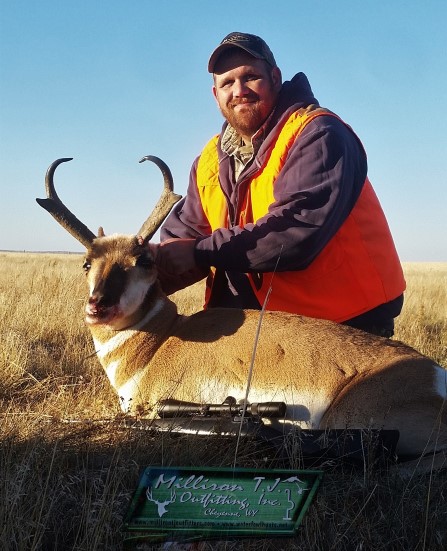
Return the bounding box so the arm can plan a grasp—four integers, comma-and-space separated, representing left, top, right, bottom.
37, 157, 447, 466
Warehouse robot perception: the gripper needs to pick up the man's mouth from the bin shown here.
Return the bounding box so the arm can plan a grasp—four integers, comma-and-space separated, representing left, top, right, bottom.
234, 102, 253, 109
231, 97, 257, 108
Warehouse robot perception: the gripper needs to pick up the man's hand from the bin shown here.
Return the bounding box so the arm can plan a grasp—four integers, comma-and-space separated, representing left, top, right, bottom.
152, 238, 208, 295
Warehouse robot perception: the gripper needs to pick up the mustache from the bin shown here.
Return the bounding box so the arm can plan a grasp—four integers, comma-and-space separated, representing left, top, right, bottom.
229, 96, 259, 108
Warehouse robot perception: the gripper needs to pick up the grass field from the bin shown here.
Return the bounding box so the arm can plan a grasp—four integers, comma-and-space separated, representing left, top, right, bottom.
0, 253, 446, 550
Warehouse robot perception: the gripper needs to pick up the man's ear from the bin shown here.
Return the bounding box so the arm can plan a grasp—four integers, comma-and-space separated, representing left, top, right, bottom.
272, 67, 282, 92
212, 84, 219, 105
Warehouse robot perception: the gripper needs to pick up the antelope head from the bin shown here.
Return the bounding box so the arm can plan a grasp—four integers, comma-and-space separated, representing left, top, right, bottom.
36, 157, 181, 330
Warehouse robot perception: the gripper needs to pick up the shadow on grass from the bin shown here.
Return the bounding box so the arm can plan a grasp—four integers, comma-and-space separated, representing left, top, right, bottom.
1, 416, 446, 551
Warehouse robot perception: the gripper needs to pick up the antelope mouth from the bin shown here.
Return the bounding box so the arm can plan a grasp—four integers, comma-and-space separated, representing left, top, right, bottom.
85, 303, 121, 326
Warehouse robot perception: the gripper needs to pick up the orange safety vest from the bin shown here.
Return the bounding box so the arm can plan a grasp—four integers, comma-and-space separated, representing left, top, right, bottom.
196, 105, 406, 322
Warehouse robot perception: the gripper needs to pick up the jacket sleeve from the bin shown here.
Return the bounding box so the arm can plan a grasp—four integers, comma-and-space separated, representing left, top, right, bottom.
162, 115, 368, 273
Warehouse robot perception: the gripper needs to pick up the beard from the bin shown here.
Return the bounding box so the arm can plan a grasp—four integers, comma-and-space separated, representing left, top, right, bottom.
219, 96, 272, 140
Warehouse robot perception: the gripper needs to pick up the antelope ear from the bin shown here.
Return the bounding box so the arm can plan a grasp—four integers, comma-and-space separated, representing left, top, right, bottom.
98, 227, 105, 237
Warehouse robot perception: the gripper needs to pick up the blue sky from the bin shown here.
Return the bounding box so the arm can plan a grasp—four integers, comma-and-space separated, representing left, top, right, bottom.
1, 0, 446, 260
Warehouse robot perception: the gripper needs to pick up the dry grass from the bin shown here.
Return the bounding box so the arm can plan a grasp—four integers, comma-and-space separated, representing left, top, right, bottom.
0, 253, 446, 550
394, 263, 447, 366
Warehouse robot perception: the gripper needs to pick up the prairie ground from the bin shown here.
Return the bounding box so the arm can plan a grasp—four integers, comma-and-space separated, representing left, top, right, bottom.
0, 253, 446, 550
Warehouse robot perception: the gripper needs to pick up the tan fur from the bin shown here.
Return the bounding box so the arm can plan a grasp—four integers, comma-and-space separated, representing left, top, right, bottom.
38, 157, 447, 469
85, 235, 447, 460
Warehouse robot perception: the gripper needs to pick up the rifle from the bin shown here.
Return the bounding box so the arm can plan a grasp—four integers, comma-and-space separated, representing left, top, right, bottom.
125, 397, 399, 467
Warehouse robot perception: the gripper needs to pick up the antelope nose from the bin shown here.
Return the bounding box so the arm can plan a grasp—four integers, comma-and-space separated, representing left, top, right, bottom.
86, 292, 103, 316
89, 292, 103, 306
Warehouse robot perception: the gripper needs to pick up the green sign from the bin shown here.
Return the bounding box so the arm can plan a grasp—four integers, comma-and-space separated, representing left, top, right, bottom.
123, 466, 323, 544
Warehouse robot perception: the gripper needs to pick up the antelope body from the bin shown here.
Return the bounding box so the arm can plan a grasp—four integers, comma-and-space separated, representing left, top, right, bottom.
37, 157, 447, 463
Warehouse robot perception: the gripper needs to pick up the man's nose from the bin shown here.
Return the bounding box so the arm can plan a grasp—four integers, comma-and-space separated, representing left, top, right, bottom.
233, 79, 250, 97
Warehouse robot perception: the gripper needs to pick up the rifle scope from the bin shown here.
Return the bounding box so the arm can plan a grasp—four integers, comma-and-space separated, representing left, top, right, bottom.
157, 399, 287, 419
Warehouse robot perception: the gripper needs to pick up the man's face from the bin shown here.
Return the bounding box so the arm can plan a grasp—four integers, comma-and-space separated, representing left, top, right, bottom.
212, 50, 282, 142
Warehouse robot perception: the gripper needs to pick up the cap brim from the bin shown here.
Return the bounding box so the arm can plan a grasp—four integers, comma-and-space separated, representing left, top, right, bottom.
208, 43, 265, 73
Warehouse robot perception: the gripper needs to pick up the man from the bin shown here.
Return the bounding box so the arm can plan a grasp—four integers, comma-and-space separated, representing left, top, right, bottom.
154, 32, 405, 337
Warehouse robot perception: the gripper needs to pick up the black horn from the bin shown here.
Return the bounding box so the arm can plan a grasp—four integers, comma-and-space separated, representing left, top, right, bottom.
137, 155, 182, 242
36, 158, 96, 248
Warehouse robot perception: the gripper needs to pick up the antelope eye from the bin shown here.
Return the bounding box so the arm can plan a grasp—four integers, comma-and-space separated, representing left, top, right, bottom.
136, 255, 153, 269
83, 260, 91, 272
